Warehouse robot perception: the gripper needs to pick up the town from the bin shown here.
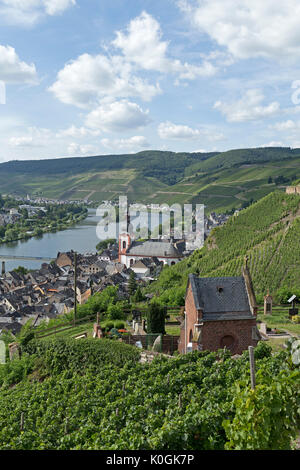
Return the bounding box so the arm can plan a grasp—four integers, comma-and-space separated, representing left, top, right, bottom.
0, 201, 234, 338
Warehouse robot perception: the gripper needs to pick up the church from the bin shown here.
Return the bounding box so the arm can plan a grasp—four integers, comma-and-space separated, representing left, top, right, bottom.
118, 233, 184, 268
178, 258, 262, 355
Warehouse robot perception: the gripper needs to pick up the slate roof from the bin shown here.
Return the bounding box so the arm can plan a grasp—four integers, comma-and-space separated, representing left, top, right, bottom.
189, 274, 253, 320
127, 240, 182, 258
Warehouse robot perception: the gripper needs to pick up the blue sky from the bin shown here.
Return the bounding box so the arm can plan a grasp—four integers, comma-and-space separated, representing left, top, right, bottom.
1, 0, 300, 161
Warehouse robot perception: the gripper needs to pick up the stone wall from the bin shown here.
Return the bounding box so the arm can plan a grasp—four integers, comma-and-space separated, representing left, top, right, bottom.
286, 185, 300, 195
122, 334, 180, 355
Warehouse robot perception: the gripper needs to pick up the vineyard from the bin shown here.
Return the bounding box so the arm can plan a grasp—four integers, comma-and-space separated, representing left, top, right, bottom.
151, 191, 300, 305
0, 337, 299, 450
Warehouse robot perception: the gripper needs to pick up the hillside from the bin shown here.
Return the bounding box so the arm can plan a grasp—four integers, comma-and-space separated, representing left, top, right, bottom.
1, 147, 300, 212
151, 191, 300, 303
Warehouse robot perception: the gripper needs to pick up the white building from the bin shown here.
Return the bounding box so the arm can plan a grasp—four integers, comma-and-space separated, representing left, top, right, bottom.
118, 233, 184, 268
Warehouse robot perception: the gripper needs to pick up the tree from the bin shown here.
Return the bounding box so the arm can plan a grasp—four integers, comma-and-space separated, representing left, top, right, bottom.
107, 303, 124, 320
146, 301, 166, 334
14, 266, 29, 275
132, 286, 145, 302
128, 271, 137, 296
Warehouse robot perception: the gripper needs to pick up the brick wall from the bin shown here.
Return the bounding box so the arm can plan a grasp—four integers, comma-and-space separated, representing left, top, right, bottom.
178, 282, 200, 353
201, 318, 258, 355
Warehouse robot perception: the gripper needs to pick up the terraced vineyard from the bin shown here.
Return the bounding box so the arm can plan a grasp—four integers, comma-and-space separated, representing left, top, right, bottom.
1, 147, 300, 212
151, 191, 300, 305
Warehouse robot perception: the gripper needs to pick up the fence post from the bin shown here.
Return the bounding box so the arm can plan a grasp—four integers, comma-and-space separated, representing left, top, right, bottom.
178, 394, 182, 409
248, 346, 256, 389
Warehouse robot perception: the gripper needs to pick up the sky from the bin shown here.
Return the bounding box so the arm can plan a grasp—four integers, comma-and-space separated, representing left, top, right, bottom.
1, 0, 300, 162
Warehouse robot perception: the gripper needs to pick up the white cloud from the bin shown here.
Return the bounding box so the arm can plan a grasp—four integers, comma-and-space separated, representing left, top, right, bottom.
101, 136, 150, 151
270, 120, 298, 131
261, 141, 285, 148
43, 0, 76, 16
113, 11, 216, 79
49, 11, 216, 112
158, 122, 201, 140
9, 127, 52, 147
56, 125, 101, 138
9, 136, 40, 148
158, 121, 224, 141
85, 100, 151, 133
49, 53, 160, 108
214, 89, 280, 122
0, 0, 76, 26
67, 142, 97, 156
178, 0, 300, 62
0, 45, 37, 83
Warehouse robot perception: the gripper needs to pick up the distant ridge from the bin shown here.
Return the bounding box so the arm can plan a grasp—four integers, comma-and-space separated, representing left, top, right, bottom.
1, 147, 300, 212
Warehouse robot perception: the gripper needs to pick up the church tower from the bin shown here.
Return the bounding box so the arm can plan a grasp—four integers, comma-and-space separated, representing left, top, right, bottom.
119, 233, 131, 264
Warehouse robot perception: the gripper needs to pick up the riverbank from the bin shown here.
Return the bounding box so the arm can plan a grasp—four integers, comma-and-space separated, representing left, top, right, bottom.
0, 209, 100, 271
0, 211, 88, 245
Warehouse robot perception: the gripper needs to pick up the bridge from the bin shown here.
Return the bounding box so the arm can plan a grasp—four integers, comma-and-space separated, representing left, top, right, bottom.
0, 255, 54, 262
0, 255, 54, 274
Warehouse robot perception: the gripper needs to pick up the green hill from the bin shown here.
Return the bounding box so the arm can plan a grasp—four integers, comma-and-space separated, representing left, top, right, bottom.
1, 147, 300, 212
151, 191, 300, 303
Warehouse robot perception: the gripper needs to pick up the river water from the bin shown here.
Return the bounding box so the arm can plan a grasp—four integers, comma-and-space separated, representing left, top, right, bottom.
0, 209, 101, 271
0, 207, 182, 272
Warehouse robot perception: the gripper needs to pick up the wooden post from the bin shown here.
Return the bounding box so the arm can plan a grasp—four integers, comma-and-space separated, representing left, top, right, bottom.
74, 252, 77, 327
248, 346, 256, 389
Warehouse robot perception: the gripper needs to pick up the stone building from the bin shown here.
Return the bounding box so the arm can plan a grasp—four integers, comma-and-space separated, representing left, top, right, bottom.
178, 261, 261, 355
286, 185, 300, 195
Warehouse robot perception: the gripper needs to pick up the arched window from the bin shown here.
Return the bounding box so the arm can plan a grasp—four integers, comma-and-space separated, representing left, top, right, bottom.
130, 259, 134, 266
171, 261, 176, 266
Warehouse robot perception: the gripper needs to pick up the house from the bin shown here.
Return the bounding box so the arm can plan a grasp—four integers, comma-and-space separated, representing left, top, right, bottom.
86, 260, 108, 274
119, 233, 184, 268
130, 257, 162, 279
178, 259, 261, 355
55, 251, 76, 268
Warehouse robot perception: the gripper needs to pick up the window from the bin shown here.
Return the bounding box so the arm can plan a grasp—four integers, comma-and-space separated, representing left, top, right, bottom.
123, 241, 126, 250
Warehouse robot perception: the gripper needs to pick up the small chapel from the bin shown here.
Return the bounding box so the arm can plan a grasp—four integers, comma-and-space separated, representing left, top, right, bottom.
178, 258, 261, 355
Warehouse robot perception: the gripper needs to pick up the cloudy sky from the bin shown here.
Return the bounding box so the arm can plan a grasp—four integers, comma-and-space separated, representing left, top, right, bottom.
1, 0, 300, 161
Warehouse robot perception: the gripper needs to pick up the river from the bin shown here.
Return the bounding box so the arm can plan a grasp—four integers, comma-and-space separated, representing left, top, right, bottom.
0, 209, 101, 272
0, 208, 177, 272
